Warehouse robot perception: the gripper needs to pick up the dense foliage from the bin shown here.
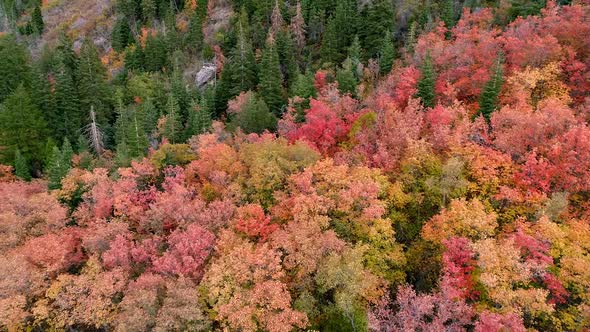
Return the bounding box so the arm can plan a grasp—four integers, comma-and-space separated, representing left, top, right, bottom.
1, 0, 590, 331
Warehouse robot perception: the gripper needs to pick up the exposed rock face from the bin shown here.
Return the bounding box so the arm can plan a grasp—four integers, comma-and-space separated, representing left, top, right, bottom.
195, 63, 217, 89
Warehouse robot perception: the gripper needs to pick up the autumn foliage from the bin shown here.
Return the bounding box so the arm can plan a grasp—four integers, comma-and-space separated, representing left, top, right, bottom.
2, 2, 590, 331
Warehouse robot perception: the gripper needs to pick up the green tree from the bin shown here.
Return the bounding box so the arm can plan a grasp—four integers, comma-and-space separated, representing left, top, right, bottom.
478, 54, 504, 120
0, 84, 47, 167
61, 138, 74, 168
0, 34, 31, 103
416, 53, 436, 108
31, 4, 44, 34
184, 99, 212, 139
46, 146, 67, 190
14, 149, 30, 181
144, 33, 169, 71
336, 58, 357, 96
275, 30, 298, 90
441, 0, 457, 29
359, 0, 394, 59
186, 6, 203, 53
77, 39, 112, 134
230, 92, 277, 134
258, 34, 285, 115
162, 94, 182, 143
141, 0, 157, 22
379, 30, 395, 75
112, 17, 133, 52
320, 15, 339, 66
348, 35, 362, 69
53, 56, 82, 144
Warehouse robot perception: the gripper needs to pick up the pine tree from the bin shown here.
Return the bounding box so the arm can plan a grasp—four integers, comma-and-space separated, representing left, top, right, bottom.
230, 93, 277, 134
142, 0, 157, 22
31, 4, 44, 34
336, 57, 357, 96
124, 44, 145, 71
144, 33, 169, 71
127, 107, 149, 157
379, 30, 395, 75
112, 17, 133, 52
142, 97, 160, 137
186, 6, 203, 53
77, 39, 112, 135
61, 138, 74, 168
14, 149, 30, 181
228, 17, 257, 97
0, 84, 47, 166
162, 94, 182, 143
478, 54, 504, 120
416, 53, 436, 108
184, 99, 211, 139
170, 68, 190, 121
349, 35, 362, 67
0, 35, 31, 103
441, 0, 457, 29
359, 0, 394, 59
258, 33, 285, 116
320, 15, 339, 66
276, 30, 298, 90
333, 0, 357, 55
53, 56, 82, 144
46, 146, 66, 190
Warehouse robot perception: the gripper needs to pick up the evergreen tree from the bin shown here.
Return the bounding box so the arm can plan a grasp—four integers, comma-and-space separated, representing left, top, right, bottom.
0, 84, 47, 167
416, 53, 436, 108
142, 97, 160, 137
336, 57, 357, 96
184, 99, 212, 139
162, 94, 182, 143
258, 34, 285, 116
46, 146, 66, 190
55, 33, 78, 76
230, 93, 277, 134
333, 0, 357, 55
142, 0, 157, 22
379, 30, 395, 75
144, 33, 169, 71
31, 4, 44, 34
290, 0, 306, 51
276, 30, 298, 90
441, 0, 457, 29
124, 44, 145, 71
170, 67, 190, 121
61, 138, 74, 168
14, 149, 30, 181
0, 34, 31, 103
186, 6, 204, 53
77, 39, 112, 135
478, 54, 504, 120
30, 62, 55, 129
320, 15, 339, 66
112, 17, 133, 52
127, 107, 149, 158
53, 56, 82, 144
359, 0, 394, 59
349, 35, 362, 68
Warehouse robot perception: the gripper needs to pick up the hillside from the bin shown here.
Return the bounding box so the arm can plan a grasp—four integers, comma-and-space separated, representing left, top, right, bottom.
1, 0, 590, 331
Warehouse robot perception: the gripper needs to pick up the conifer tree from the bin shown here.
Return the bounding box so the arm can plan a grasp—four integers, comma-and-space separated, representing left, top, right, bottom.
31, 4, 44, 34
142, 97, 160, 137
46, 146, 66, 190
379, 30, 395, 75
441, 0, 457, 29
14, 149, 30, 181
53, 56, 82, 144
349, 35, 362, 67
320, 15, 339, 66
359, 0, 394, 59
77, 39, 112, 132
186, 6, 203, 53
127, 107, 149, 157
336, 58, 357, 96
290, 1, 306, 51
162, 94, 182, 143
184, 99, 211, 139
0, 34, 31, 103
144, 33, 169, 72
479, 54, 504, 120
258, 33, 285, 116
416, 53, 436, 108
230, 92, 277, 134
276, 30, 298, 90
0, 84, 47, 166
228, 18, 257, 96
112, 18, 133, 52
142, 0, 157, 22
61, 138, 74, 168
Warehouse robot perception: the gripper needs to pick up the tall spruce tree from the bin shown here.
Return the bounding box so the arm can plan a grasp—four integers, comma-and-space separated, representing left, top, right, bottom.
31, 4, 44, 34
379, 30, 395, 75
479, 54, 504, 120
186, 6, 204, 53
46, 146, 67, 190
77, 39, 112, 135
0, 34, 31, 103
0, 84, 47, 167
258, 33, 285, 116
14, 149, 30, 181
359, 0, 395, 59
416, 53, 436, 108
162, 94, 182, 143
320, 15, 339, 66
53, 55, 82, 144
184, 99, 212, 140
230, 92, 277, 134
336, 57, 358, 96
